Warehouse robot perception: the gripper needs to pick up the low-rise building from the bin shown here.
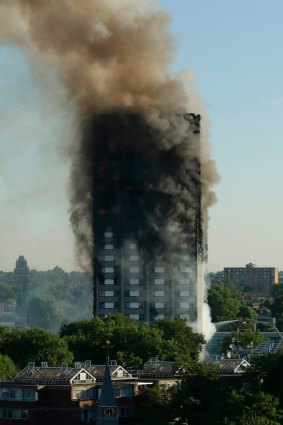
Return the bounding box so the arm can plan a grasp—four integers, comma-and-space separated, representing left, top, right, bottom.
0, 361, 150, 425
224, 263, 278, 297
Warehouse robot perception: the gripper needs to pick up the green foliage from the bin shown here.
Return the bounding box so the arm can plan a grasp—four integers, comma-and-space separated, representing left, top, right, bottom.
153, 317, 205, 360
170, 362, 223, 425
271, 285, 283, 331
247, 351, 283, 408
223, 389, 282, 425
208, 282, 243, 323
60, 314, 205, 367
0, 326, 73, 368
238, 306, 257, 319
135, 364, 283, 425
134, 385, 171, 425
0, 355, 18, 380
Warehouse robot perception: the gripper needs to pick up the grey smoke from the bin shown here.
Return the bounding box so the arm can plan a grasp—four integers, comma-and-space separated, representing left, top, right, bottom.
0, 0, 219, 337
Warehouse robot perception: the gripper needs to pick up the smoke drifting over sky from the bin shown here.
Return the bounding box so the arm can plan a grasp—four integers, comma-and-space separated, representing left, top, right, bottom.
0, 0, 218, 278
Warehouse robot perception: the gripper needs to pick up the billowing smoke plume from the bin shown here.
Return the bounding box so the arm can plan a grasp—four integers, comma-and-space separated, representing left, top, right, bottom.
0, 0, 219, 335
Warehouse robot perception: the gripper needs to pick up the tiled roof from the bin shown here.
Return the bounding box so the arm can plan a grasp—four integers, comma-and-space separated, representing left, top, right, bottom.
210, 359, 251, 374
139, 360, 178, 378
14, 364, 133, 385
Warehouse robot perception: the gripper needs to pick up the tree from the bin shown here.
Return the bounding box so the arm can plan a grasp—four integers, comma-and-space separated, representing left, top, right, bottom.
135, 364, 283, 425
170, 362, 224, 425
153, 317, 205, 360
0, 355, 18, 380
61, 315, 165, 367
238, 306, 257, 320
208, 282, 243, 323
247, 351, 283, 408
223, 389, 282, 425
134, 385, 171, 425
271, 288, 283, 331
60, 314, 206, 367
0, 327, 73, 368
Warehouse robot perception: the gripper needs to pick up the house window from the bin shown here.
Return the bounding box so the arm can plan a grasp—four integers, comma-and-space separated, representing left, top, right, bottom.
129, 290, 139, 296
180, 290, 190, 296
154, 291, 164, 297
105, 232, 113, 237
73, 389, 95, 400
0, 409, 28, 420
104, 279, 114, 285
120, 407, 133, 417
0, 387, 10, 399
130, 314, 139, 320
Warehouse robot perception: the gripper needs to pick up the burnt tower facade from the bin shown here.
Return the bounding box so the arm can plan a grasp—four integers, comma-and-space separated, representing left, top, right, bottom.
90, 111, 206, 332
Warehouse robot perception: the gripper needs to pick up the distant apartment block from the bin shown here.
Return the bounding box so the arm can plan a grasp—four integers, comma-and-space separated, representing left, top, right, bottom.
224, 263, 278, 297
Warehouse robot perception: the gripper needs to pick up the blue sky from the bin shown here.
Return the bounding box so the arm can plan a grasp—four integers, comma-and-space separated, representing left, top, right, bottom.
158, 0, 283, 271
1, 0, 283, 271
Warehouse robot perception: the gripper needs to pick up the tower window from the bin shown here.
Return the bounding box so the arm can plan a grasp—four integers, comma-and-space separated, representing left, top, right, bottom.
125, 303, 139, 308
154, 278, 164, 285
155, 291, 164, 297
105, 256, 114, 261
130, 255, 139, 261
155, 266, 164, 273
155, 302, 164, 308
130, 267, 139, 273
104, 267, 114, 273
104, 279, 114, 285
129, 278, 139, 285
180, 278, 189, 285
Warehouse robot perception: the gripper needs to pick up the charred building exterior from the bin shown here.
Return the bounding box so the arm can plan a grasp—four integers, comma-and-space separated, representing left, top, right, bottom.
89, 111, 206, 331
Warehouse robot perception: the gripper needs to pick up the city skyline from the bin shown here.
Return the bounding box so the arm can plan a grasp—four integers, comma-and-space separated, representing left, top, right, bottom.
1, 1, 283, 272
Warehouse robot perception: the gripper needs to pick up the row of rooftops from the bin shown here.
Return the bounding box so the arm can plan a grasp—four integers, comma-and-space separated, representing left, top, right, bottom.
5, 357, 252, 387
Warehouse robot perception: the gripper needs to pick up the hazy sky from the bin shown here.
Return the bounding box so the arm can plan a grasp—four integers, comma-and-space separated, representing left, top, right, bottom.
1, 0, 283, 272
